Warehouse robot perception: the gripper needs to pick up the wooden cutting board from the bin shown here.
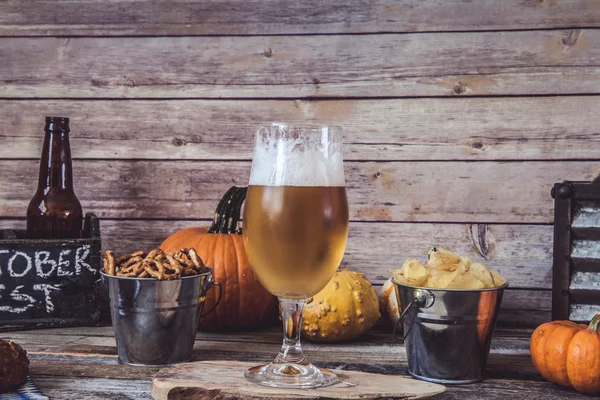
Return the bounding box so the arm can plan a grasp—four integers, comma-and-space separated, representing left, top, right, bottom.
152, 360, 446, 400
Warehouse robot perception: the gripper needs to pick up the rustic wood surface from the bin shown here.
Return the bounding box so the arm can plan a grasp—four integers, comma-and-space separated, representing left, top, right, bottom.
152, 360, 446, 400
1, 159, 594, 223
0, 218, 553, 288
1, 0, 599, 36
1, 97, 599, 161
101, 220, 554, 289
0, 325, 590, 399
1, 31, 599, 98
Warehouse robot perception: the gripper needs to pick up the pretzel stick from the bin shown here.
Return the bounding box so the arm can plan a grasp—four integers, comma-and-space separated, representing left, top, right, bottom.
117, 270, 137, 277
108, 248, 206, 279
104, 251, 116, 275
154, 259, 166, 276
116, 251, 145, 264
165, 254, 179, 265
188, 248, 204, 270
121, 256, 143, 270
144, 264, 163, 280
145, 248, 162, 261
132, 261, 145, 276
163, 270, 181, 280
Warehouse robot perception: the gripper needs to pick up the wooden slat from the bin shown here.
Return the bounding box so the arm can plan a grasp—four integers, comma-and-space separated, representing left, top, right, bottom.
569, 289, 600, 306
1, 0, 599, 36
434, 380, 586, 400
570, 258, 600, 273
0, 218, 554, 288
0, 220, 552, 290
2, 97, 600, 161
25, 352, 544, 381
500, 290, 551, 314
27, 353, 547, 386
2, 324, 537, 341
31, 376, 152, 400
0, 160, 596, 223
30, 359, 160, 381
0, 215, 554, 290
29, 371, 588, 400
4, 325, 534, 364
0, 217, 555, 306
26, 360, 585, 400
572, 227, 600, 240
1, 32, 599, 98
99, 220, 554, 289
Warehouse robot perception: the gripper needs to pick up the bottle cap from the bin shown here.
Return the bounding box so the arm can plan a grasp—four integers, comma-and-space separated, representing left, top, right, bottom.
44, 116, 70, 132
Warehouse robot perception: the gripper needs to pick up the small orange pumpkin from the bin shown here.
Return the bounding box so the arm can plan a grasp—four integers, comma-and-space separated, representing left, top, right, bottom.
530, 315, 600, 393
161, 186, 277, 331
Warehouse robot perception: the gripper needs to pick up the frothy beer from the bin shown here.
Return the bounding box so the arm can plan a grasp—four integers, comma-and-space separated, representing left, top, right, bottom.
243, 125, 349, 299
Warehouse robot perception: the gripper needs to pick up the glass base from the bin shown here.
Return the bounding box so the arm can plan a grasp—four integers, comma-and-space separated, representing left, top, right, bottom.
245, 362, 339, 389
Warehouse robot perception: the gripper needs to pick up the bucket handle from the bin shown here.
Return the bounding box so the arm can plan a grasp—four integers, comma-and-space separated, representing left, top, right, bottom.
393, 289, 435, 341
95, 277, 108, 300
199, 279, 222, 318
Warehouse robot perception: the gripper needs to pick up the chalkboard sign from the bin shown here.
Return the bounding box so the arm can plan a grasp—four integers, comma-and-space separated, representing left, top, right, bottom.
0, 213, 102, 330
553, 180, 600, 322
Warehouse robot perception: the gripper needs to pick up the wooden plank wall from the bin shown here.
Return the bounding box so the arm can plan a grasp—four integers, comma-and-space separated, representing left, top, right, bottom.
2, 0, 600, 326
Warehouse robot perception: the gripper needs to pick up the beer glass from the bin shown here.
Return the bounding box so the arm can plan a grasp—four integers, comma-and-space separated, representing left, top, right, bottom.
243, 122, 349, 388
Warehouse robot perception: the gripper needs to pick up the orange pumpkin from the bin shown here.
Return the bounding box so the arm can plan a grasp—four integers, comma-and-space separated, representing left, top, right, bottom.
530, 315, 600, 393
161, 186, 277, 330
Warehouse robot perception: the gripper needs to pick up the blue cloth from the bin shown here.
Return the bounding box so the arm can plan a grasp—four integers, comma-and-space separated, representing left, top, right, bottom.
0, 376, 48, 400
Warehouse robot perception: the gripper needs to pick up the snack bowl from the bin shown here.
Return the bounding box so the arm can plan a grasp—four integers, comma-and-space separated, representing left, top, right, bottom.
101, 269, 220, 366
392, 280, 508, 384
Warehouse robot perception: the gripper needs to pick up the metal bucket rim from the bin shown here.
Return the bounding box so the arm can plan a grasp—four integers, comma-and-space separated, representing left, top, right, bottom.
391, 277, 509, 293
100, 266, 213, 281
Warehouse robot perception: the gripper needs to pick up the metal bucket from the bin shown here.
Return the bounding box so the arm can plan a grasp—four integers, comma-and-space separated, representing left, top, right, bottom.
392, 279, 508, 384
101, 269, 221, 366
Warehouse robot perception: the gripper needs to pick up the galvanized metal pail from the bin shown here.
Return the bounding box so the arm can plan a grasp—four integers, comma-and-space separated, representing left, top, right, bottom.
392, 279, 508, 384
101, 269, 221, 366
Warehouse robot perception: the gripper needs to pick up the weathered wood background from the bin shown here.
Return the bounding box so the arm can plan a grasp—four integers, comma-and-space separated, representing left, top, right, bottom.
2, 0, 599, 326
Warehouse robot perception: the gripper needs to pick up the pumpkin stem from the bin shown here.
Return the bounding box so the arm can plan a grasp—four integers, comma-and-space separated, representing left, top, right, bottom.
588, 313, 600, 331
208, 186, 247, 234
207, 186, 236, 234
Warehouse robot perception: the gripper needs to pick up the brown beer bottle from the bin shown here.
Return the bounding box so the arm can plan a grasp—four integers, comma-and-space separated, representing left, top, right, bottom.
27, 117, 83, 239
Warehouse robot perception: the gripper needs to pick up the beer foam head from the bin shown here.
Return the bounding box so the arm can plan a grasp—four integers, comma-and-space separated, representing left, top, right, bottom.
249, 123, 345, 187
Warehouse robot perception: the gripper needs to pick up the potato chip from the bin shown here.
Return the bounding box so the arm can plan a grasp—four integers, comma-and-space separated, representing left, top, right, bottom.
460, 256, 473, 271
468, 263, 495, 288
427, 247, 462, 271
403, 259, 429, 286
392, 248, 507, 290
447, 274, 486, 290
430, 264, 466, 288
491, 270, 507, 287
392, 273, 412, 286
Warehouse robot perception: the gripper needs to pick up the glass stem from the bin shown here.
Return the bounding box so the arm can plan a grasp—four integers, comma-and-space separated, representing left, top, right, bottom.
274, 298, 309, 367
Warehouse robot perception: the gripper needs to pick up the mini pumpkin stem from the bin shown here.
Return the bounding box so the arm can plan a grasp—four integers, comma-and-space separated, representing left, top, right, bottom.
208, 186, 247, 234
589, 313, 600, 331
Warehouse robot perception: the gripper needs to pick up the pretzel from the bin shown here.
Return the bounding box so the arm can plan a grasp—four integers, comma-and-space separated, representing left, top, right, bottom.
103, 248, 207, 280
188, 248, 205, 270
121, 256, 143, 271
104, 250, 116, 275
116, 251, 145, 265
143, 263, 163, 280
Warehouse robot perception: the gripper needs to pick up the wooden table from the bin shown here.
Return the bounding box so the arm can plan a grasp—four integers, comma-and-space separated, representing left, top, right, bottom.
1, 325, 586, 399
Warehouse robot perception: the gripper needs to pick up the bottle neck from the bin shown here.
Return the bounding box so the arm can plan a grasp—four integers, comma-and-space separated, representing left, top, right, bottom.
37, 130, 74, 191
